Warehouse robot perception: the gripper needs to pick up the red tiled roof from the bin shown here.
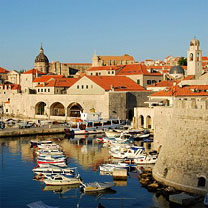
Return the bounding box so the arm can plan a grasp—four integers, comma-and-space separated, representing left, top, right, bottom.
0, 67, 9, 73
202, 56, 208, 61
116, 64, 162, 76
36, 78, 79, 87
33, 75, 64, 82
23, 69, 45, 75
147, 80, 176, 88
86, 76, 146, 91
151, 85, 208, 97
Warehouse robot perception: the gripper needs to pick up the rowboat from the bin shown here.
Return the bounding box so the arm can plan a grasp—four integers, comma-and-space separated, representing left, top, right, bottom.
80, 182, 115, 192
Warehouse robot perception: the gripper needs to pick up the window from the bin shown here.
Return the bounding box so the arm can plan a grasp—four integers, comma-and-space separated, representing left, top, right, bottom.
108, 71, 110, 74
159, 80, 161, 82
86, 85, 88, 89
91, 73, 93, 75
44, 89, 46, 92
147, 80, 151, 85
41, 89, 43, 92
77, 85, 79, 89
38, 89, 40, 92
112, 71, 114, 74
6, 109, 8, 113
152, 80, 157, 84
99, 72, 101, 75
137, 80, 140, 84
48, 89, 50, 92
91, 85, 93, 88
82, 85, 84, 89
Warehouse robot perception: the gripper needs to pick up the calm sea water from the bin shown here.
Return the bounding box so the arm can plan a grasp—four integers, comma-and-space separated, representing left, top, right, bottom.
0, 134, 200, 208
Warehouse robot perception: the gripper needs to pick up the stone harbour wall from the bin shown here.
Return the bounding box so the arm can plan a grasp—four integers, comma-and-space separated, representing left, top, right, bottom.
152, 99, 208, 195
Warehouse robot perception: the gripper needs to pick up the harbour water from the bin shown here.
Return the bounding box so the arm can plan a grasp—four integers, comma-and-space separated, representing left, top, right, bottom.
0, 134, 202, 208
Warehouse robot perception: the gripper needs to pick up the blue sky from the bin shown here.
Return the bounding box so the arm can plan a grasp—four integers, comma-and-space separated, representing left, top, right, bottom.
0, 0, 208, 70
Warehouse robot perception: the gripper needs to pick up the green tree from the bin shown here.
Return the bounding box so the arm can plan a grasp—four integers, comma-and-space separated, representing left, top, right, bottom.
178, 57, 187, 66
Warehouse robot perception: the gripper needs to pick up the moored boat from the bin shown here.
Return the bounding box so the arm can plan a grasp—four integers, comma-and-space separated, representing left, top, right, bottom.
43, 174, 81, 186
30, 140, 53, 148
80, 182, 115, 192
133, 154, 157, 164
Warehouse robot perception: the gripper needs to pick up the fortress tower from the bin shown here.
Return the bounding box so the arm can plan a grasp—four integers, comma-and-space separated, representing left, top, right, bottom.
187, 38, 202, 79
34, 45, 49, 74
152, 99, 208, 195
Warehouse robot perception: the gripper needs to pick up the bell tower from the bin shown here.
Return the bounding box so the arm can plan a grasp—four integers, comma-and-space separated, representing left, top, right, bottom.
187, 38, 202, 79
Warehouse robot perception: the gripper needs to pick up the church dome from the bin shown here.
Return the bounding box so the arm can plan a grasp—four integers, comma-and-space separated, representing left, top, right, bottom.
169, 66, 185, 75
35, 46, 49, 63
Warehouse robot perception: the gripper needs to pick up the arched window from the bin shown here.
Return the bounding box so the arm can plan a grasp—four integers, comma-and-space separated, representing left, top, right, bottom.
198, 177, 206, 187
139, 115, 144, 128
146, 115, 152, 129
190, 53, 193, 61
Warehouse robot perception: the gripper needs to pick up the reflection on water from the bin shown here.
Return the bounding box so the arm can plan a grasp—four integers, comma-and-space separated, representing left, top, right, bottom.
0, 134, 203, 208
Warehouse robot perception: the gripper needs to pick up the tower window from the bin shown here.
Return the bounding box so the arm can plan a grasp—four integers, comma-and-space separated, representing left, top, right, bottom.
190, 53, 193, 61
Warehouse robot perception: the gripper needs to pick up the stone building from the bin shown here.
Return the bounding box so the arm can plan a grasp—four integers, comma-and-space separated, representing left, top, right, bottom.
1, 75, 151, 120
7, 70, 20, 84
92, 53, 134, 67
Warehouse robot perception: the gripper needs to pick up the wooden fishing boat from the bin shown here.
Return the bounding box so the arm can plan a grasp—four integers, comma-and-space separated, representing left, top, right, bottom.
80, 182, 115, 192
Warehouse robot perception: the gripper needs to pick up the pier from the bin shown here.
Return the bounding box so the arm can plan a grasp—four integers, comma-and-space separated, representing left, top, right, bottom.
0, 126, 65, 138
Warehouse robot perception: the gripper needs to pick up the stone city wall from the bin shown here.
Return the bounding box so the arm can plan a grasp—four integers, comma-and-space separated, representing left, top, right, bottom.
152, 99, 208, 195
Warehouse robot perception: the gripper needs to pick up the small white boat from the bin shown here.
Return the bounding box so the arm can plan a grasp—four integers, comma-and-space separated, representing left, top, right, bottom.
204, 193, 208, 206
43, 174, 81, 186
110, 146, 145, 159
105, 129, 121, 138
30, 140, 53, 147
134, 154, 157, 164
37, 149, 64, 156
37, 155, 66, 160
138, 134, 150, 138
33, 166, 76, 176
38, 143, 61, 150
37, 156, 66, 166
99, 163, 129, 173
81, 182, 115, 192
38, 163, 68, 168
